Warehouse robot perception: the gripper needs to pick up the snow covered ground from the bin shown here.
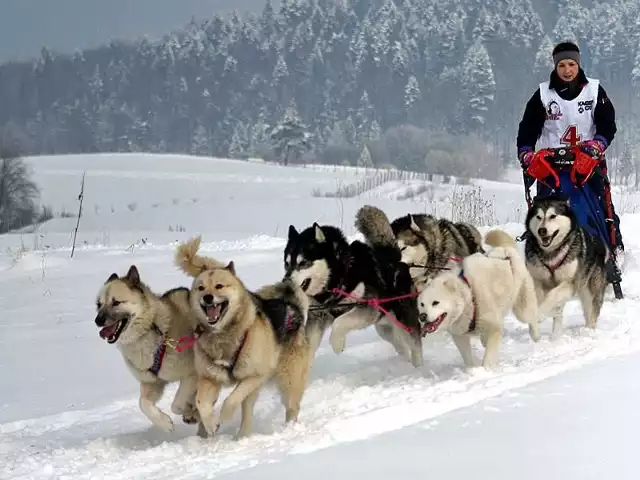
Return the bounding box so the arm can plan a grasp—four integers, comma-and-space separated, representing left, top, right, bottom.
2, 153, 640, 479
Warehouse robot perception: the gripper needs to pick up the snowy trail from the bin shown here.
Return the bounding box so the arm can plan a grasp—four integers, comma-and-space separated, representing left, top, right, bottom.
3, 222, 640, 479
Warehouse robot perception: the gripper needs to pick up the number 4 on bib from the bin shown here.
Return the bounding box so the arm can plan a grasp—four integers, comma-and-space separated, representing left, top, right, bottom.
561, 125, 581, 146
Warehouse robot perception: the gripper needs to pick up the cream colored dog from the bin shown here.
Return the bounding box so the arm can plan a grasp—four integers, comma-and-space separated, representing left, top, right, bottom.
416, 229, 541, 368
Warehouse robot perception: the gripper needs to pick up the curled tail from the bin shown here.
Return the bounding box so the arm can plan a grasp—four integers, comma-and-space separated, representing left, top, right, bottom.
484, 229, 518, 251
355, 205, 397, 248
483, 229, 526, 276
484, 229, 537, 320
175, 236, 226, 277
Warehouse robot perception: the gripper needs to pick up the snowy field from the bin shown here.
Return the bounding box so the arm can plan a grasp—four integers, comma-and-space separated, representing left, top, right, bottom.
2, 153, 640, 479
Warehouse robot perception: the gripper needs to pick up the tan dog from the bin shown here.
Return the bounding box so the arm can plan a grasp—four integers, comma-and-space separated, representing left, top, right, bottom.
94, 265, 204, 435
175, 236, 327, 439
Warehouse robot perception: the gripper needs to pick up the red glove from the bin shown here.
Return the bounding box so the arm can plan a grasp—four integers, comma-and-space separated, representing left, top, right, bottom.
518, 149, 534, 168
579, 137, 606, 158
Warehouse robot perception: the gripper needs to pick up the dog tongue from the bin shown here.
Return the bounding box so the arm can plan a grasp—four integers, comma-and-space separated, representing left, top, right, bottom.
206, 304, 221, 319
99, 323, 118, 339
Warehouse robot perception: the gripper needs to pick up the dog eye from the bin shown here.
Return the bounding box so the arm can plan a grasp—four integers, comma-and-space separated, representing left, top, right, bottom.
198, 285, 205, 291
96, 301, 102, 309
549, 214, 556, 219
215, 284, 224, 290
112, 300, 121, 307
432, 301, 439, 307
420, 302, 424, 307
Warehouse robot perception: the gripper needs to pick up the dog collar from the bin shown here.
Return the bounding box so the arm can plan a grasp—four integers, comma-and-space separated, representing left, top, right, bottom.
458, 270, 476, 333
149, 324, 167, 376
544, 243, 571, 275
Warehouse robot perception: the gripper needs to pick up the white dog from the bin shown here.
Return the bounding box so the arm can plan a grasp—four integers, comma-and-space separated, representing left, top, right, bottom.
417, 229, 541, 369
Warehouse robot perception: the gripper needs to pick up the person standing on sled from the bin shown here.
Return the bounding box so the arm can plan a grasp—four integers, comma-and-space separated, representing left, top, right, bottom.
516, 40, 624, 262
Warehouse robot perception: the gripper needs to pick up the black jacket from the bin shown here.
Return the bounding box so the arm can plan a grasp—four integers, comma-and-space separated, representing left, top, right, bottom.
516, 69, 617, 152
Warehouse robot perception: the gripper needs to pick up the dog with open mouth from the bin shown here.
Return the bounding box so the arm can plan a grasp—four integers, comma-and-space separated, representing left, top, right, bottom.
94, 265, 205, 435
175, 236, 328, 439
524, 195, 610, 339
416, 229, 541, 369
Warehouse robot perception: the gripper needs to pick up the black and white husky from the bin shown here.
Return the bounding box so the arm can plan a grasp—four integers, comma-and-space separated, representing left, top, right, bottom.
283, 205, 424, 367
524, 196, 610, 339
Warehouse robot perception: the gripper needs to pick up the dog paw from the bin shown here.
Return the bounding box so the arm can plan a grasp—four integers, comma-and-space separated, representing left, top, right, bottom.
154, 412, 175, 433
202, 415, 220, 436
182, 413, 198, 424
196, 422, 209, 439
329, 331, 346, 354
528, 324, 541, 343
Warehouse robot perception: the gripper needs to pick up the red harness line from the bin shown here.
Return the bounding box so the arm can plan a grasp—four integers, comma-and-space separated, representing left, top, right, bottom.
329, 287, 424, 335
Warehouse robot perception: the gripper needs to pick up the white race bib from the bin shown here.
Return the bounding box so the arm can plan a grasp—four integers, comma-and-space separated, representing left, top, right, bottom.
537, 78, 599, 149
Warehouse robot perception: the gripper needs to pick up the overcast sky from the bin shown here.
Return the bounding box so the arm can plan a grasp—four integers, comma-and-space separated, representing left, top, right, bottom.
0, 0, 269, 63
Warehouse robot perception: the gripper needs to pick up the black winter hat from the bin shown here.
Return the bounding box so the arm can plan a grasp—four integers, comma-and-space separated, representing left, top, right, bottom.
552, 41, 580, 66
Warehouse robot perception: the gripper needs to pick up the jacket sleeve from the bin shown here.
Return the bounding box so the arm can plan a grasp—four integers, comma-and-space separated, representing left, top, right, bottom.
593, 85, 616, 148
516, 88, 546, 153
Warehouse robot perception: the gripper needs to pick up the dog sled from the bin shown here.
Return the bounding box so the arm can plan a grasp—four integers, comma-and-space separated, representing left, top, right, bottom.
522, 145, 624, 299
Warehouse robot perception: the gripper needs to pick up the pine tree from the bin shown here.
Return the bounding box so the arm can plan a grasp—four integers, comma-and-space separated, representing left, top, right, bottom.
534, 35, 555, 76
270, 104, 312, 165
191, 124, 209, 155
461, 40, 496, 130
357, 143, 374, 168
404, 75, 421, 123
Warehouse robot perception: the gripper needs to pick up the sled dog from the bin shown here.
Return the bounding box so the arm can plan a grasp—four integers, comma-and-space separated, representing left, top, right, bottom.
283, 205, 423, 367
94, 265, 204, 434
524, 195, 609, 339
175, 236, 329, 439
391, 213, 483, 288
416, 229, 541, 369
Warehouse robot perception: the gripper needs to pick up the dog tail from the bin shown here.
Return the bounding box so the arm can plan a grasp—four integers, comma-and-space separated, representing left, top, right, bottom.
483, 229, 518, 251
484, 229, 537, 316
355, 205, 397, 248
175, 236, 226, 277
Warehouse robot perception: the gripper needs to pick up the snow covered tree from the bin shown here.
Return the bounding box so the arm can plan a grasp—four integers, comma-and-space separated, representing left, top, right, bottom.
228, 122, 249, 159
534, 35, 555, 76
270, 104, 312, 165
191, 124, 210, 155
404, 75, 421, 123
357, 143, 374, 168
0, 126, 40, 233
461, 40, 496, 130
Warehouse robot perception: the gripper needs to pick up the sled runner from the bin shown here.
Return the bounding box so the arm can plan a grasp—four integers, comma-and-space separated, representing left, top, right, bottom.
522, 145, 624, 299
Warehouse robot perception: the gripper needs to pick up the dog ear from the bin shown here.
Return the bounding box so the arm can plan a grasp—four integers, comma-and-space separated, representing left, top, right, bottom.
409, 215, 421, 233
105, 272, 119, 283
313, 223, 326, 243
125, 265, 141, 286
225, 261, 236, 275
288, 225, 298, 240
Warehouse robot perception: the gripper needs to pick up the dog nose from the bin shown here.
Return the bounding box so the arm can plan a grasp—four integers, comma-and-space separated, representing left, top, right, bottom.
202, 294, 214, 305
95, 313, 106, 327
419, 313, 428, 324
538, 227, 547, 236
